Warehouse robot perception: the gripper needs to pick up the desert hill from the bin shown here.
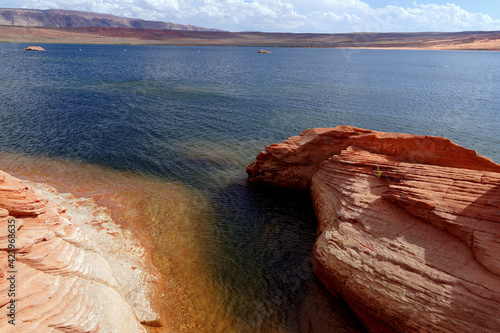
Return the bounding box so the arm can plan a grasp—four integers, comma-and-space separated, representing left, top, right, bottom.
1, 8, 499, 50
1, 25, 499, 50
0, 8, 221, 31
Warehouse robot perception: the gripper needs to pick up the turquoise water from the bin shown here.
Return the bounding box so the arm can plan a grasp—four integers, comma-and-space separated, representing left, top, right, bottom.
0, 44, 498, 332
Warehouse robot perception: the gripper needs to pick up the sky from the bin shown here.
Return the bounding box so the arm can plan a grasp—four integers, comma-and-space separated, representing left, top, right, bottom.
1, 0, 499, 33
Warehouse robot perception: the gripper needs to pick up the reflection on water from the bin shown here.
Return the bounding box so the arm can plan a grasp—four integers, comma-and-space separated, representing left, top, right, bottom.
0, 152, 364, 332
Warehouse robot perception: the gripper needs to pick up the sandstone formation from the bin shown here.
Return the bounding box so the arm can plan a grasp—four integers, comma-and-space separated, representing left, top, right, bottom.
23, 46, 45, 51
0, 8, 221, 32
247, 126, 500, 333
0, 170, 163, 332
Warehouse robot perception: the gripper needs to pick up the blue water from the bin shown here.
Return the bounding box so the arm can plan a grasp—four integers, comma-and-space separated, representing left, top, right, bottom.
0, 43, 499, 332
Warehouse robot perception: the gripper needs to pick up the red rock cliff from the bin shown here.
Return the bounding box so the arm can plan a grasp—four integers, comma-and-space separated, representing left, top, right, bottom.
247, 126, 500, 333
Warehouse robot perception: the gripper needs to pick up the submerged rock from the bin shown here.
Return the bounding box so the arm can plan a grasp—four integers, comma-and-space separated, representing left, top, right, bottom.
247, 126, 500, 333
0, 170, 163, 331
23, 46, 46, 51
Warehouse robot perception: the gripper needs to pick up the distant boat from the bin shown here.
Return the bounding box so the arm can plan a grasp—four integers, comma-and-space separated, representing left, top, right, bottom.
257, 49, 271, 53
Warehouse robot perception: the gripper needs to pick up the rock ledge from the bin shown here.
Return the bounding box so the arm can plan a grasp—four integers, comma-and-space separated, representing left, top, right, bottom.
0, 170, 163, 332
247, 126, 500, 333
23, 46, 46, 51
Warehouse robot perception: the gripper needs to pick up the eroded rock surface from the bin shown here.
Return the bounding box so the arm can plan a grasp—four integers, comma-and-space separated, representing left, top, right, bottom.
23, 46, 46, 51
247, 126, 500, 333
0, 170, 163, 332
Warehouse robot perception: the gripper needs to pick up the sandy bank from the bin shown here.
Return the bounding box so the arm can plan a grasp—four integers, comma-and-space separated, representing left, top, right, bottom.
0, 26, 499, 50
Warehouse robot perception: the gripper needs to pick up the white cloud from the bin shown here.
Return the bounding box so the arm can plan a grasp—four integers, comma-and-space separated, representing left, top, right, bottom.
366, 3, 500, 32
5, 0, 500, 32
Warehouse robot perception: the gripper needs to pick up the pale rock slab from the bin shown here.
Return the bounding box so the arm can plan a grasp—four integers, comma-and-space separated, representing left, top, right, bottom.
0, 170, 163, 332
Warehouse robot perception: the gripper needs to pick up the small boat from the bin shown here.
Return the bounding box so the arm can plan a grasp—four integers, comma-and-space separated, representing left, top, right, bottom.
257, 49, 271, 53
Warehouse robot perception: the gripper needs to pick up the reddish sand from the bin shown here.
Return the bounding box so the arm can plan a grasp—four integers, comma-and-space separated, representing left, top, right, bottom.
1, 25, 499, 50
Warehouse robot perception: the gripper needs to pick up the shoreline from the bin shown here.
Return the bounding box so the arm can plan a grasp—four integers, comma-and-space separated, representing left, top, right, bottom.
4, 41, 499, 52
0, 169, 164, 331
1, 26, 499, 51
0, 151, 368, 332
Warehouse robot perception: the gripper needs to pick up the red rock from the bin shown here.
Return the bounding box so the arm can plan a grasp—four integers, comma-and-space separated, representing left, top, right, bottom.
0, 172, 47, 216
0, 170, 163, 331
247, 126, 500, 333
23, 46, 46, 51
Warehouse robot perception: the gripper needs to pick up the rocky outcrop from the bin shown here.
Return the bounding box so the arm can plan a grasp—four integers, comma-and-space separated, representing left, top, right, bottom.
247, 126, 500, 333
0, 8, 221, 32
0, 170, 163, 331
23, 46, 45, 51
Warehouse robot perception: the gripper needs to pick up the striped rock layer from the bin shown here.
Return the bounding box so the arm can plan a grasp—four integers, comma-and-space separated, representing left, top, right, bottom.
247, 126, 500, 333
0, 170, 163, 332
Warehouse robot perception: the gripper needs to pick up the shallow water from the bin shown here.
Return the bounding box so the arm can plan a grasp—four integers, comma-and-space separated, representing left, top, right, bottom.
1, 44, 498, 332
0, 152, 363, 332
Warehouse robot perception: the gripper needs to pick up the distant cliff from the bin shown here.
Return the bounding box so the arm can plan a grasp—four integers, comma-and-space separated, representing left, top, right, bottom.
0, 8, 222, 32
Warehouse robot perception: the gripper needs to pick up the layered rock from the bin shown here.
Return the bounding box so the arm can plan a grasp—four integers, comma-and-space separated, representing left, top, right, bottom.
247, 126, 500, 333
0, 8, 221, 32
23, 46, 45, 51
0, 170, 163, 332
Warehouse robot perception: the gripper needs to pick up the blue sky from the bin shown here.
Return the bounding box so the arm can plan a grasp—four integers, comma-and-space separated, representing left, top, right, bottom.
366, 0, 498, 16
1, 0, 499, 33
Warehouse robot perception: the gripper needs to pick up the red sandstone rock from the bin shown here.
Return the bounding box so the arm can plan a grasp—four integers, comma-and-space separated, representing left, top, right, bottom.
247, 126, 500, 333
0, 172, 47, 216
0, 170, 163, 331
23, 46, 46, 51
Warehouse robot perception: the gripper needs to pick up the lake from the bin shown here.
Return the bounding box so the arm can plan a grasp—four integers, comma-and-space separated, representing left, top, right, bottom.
0, 44, 498, 332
